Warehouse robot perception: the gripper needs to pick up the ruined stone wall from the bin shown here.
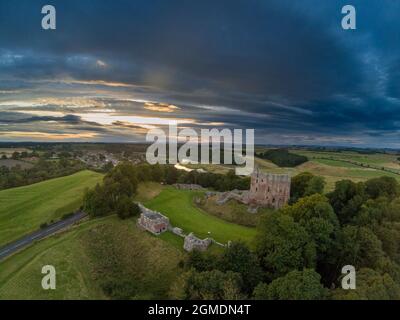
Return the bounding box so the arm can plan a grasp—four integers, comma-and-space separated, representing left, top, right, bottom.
183, 233, 212, 252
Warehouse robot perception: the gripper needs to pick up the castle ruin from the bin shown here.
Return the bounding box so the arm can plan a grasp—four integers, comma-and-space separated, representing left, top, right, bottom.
242, 168, 291, 209
183, 233, 212, 252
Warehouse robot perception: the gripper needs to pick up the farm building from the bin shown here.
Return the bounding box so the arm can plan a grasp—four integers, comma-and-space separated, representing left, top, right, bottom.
137, 204, 169, 235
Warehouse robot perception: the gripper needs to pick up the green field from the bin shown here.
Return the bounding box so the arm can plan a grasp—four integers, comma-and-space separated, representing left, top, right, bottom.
0, 170, 103, 247
145, 187, 257, 245
0, 216, 182, 300
253, 149, 400, 192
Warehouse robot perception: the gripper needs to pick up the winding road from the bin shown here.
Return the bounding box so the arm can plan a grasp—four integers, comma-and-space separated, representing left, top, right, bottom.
0, 211, 87, 261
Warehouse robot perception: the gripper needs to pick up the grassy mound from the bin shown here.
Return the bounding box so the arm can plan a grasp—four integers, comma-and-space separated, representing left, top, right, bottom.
0, 216, 183, 300
197, 195, 270, 227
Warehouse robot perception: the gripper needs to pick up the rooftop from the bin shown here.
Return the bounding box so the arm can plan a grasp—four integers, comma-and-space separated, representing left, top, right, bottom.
143, 210, 165, 220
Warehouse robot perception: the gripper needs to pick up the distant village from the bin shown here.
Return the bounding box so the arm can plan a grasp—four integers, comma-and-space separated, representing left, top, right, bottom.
0, 147, 145, 171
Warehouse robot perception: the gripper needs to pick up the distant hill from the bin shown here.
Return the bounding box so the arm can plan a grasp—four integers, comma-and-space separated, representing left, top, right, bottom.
257, 149, 308, 167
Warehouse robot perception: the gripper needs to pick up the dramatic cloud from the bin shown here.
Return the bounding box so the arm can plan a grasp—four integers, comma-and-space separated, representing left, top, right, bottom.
0, 0, 399, 146
143, 102, 180, 113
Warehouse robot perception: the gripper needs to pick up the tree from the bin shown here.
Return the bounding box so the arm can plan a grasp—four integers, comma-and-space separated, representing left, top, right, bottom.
11, 151, 20, 160
338, 226, 385, 270
373, 222, 400, 264
332, 268, 400, 300
116, 196, 140, 219
175, 270, 244, 300
184, 250, 218, 272
305, 176, 326, 197
165, 166, 179, 184
20, 151, 28, 158
253, 269, 327, 300
59, 158, 69, 168
365, 176, 399, 200
257, 149, 308, 167
328, 180, 366, 225
355, 197, 393, 227
83, 184, 112, 217
255, 212, 316, 280
290, 172, 325, 203
282, 194, 339, 263
102, 161, 114, 173
218, 242, 263, 294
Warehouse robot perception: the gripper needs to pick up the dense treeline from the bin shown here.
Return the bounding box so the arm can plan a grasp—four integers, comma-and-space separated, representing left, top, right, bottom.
171, 242, 262, 299
290, 172, 326, 203
173, 174, 400, 300
83, 162, 250, 219
0, 159, 85, 191
257, 149, 308, 167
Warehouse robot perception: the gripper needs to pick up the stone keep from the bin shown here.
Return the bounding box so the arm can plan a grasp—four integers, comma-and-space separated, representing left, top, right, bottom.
245, 168, 290, 209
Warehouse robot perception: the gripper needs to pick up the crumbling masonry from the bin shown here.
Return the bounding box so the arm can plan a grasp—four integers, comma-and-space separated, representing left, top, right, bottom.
242, 168, 290, 209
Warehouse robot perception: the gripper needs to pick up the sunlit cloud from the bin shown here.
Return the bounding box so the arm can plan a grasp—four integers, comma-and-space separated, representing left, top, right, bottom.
0, 97, 106, 109
54, 79, 139, 88
77, 112, 196, 126
144, 102, 180, 113
0, 131, 98, 140
96, 60, 108, 68
15, 110, 65, 117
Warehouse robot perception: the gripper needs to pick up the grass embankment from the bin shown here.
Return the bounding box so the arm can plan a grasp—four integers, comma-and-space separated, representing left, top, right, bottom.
134, 181, 164, 202
0, 216, 183, 300
0, 170, 103, 247
197, 196, 270, 227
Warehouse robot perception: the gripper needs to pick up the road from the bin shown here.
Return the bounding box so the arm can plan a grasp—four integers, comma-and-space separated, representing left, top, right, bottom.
0, 211, 87, 261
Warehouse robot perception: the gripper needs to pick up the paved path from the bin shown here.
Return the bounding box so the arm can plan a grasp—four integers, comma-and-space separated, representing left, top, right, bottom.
0, 211, 87, 261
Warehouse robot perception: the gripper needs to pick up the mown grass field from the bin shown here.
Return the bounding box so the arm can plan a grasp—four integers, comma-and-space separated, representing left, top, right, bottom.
0, 170, 103, 247
145, 187, 257, 245
254, 149, 400, 192
0, 216, 183, 300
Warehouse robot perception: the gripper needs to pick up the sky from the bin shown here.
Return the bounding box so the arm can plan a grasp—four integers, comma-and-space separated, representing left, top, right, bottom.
1, 0, 400, 147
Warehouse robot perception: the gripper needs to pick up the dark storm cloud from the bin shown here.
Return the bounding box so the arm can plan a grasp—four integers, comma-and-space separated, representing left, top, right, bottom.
0, 0, 364, 98
0, 112, 110, 133
0, 114, 81, 124
1, 0, 400, 145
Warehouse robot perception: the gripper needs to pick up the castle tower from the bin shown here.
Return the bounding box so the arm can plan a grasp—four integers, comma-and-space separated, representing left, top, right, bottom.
248, 168, 291, 209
